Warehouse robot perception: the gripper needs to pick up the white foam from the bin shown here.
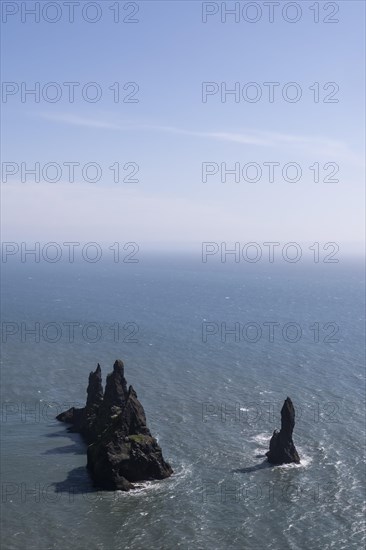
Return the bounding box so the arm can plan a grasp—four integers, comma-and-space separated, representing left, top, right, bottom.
251, 433, 269, 445
275, 449, 312, 469
115, 479, 162, 497
112, 464, 194, 499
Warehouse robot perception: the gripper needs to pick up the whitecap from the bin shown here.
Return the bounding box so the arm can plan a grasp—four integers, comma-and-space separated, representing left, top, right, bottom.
275, 450, 312, 469
250, 433, 269, 445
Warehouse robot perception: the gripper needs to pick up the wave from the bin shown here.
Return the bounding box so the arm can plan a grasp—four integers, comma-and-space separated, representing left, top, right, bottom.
114, 460, 194, 498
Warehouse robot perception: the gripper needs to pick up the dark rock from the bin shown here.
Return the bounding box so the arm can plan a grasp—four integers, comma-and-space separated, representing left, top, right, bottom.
103, 360, 128, 408
93, 360, 129, 433
56, 363, 103, 442
266, 397, 300, 465
86, 363, 103, 408
56, 360, 173, 490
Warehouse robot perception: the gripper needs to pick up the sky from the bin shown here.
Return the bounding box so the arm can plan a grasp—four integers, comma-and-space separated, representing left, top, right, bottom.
1, 0, 365, 253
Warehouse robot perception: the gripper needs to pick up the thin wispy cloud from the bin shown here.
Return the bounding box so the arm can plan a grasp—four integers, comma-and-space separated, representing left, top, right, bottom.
39, 112, 122, 130
37, 112, 363, 166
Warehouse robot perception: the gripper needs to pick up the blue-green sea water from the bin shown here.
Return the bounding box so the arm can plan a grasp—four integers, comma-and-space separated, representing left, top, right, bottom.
1, 255, 365, 549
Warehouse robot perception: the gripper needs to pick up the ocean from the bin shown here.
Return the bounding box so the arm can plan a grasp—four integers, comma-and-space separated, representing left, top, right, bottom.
1, 254, 365, 549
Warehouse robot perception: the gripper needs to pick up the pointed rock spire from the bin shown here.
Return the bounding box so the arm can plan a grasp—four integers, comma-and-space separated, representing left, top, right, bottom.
86, 363, 103, 407
266, 397, 300, 465
280, 396, 296, 434
103, 359, 128, 409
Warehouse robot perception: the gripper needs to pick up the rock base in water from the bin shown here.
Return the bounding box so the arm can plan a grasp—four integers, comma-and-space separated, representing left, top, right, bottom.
56, 360, 173, 490
266, 397, 300, 465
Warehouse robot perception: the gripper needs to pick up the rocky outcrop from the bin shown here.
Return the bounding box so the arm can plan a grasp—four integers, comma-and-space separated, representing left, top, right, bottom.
56, 363, 103, 442
266, 397, 300, 465
56, 360, 173, 490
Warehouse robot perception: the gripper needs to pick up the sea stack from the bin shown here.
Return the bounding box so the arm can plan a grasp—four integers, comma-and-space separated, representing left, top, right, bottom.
56, 360, 173, 491
266, 397, 300, 465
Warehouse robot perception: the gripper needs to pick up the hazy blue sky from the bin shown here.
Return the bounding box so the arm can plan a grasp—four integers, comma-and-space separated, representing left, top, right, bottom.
1, 1, 365, 251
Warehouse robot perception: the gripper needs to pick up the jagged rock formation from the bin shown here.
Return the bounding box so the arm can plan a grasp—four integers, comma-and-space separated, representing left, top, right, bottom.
56, 360, 173, 491
266, 397, 300, 465
56, 363, 103, 443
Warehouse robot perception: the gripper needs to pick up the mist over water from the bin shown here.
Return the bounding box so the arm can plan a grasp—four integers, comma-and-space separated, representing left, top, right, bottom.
1, 256, 365, 549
